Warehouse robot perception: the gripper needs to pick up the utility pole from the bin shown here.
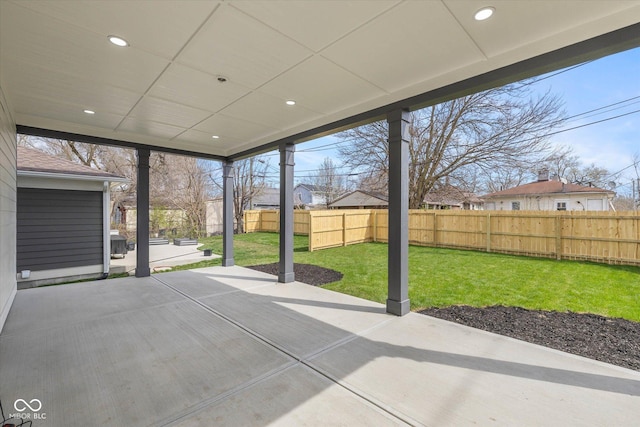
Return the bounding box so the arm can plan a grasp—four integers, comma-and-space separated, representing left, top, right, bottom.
249, 157, 254, 210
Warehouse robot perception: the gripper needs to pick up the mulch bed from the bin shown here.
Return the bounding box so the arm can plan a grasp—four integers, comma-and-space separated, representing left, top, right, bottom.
421, 305, 640, 371
247, 263, 343, 286
247, 263, 639, 371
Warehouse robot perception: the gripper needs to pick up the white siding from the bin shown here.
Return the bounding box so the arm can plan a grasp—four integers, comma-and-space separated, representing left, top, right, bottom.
0, 84, 17, 332
206, 199, 223, 235
486, 194, 610, 211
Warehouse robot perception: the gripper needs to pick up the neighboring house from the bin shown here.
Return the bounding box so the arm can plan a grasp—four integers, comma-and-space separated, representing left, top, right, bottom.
294, 184, 339, 209
17, 147, 127, 288
423, 185, 484, 210
113, 196, 188, 237
482, 171, 615, 211
328, 190, 389, 209
205, 197, 224, 235
251, 187, 280, 210
206, 188, 279, 235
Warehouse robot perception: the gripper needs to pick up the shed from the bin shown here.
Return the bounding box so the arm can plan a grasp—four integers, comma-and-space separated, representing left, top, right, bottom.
17, 147, 127, 287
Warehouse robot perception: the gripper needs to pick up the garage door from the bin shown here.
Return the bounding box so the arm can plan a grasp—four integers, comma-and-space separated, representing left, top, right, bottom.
586, 199, 604, 211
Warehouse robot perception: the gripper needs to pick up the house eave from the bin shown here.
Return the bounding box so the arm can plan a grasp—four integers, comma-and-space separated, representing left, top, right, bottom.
483, 191, 614, 199
17, 170, 128, 183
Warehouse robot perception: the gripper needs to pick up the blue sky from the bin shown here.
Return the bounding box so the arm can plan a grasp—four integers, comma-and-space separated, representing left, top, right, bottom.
536, 46, 640, 195
262, 47, 640, 195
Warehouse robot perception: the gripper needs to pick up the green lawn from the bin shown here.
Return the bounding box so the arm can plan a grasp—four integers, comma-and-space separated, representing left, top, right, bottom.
176, 232, 640, 322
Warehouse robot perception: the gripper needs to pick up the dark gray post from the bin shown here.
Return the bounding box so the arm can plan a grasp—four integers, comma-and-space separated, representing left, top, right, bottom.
387, 109, 410, 315
135, 148, 151, 277
222, 161, 235, 266
278, 143, 295, 283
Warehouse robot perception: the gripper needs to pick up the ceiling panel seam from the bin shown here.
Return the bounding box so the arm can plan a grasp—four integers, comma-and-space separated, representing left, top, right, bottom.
228, 22, 640, 161
440, 0, 489, 60
115, 4, 223, 132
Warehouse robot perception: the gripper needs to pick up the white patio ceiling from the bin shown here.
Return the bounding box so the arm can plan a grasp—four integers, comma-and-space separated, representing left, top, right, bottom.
2, 1, 640, 160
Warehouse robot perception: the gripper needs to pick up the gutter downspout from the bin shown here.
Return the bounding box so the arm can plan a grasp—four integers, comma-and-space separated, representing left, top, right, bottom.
102, 181, 110, 279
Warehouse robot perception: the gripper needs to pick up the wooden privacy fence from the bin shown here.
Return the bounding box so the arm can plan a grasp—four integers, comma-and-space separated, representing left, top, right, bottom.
244, 210, 310, 235
244, 209, 640, 266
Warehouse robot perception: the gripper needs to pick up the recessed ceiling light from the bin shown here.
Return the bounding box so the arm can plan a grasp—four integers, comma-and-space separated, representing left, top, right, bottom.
108, 35, 129, 47
211, 135, 220, 139
286, 100, 296, 106
474, 7, 494, 21
83, 109, 95, 115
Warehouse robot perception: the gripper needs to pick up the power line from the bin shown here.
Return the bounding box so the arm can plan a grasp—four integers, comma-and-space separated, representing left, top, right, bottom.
565, 95, 640, 121
523, 61, 595, 85
603, 159, 640, 180
542, 107, 640, 139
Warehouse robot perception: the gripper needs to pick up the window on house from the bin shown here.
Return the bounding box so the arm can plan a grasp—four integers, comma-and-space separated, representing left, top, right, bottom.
511, 201, 520, 210
557, 202, 567, 211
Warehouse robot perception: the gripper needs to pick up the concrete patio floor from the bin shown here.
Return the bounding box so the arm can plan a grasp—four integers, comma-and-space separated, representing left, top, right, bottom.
109, 243, 220, 275
1, 266, 639, 426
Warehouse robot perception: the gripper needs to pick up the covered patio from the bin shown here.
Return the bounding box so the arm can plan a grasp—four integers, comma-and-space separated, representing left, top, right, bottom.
2, 2, 640, 425
1, 266, 639, 425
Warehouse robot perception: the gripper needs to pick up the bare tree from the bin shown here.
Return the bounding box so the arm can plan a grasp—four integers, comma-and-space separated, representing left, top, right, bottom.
18, 136, 212, 236
338, 85, 565, 208
154, 155, 209, 237
566, 164, 614, 188
234, 157, 270, 233
541, 145, 615, 188
543, 145, 581, 180
467, 160, 534, 194
18, 134, 105, 168
304, 157, 345, 206
208, 156, 270, 233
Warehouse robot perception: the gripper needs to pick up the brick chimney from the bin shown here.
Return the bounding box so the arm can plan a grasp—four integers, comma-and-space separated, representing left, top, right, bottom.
537, 169, 550, 182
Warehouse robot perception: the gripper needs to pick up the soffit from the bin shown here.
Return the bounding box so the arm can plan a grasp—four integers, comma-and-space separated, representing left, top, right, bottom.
2, 0, 640, 159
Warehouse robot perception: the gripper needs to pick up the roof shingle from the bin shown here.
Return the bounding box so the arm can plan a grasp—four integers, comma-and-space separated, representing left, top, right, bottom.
483, 180, 613, 198
17, 147, 123, 179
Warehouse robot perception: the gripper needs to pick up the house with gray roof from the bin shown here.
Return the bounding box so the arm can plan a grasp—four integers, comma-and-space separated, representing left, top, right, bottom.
17, 147, 126, 287
328, 190, 388, 209
293, 184, 342, 209
423, 185, 484, 210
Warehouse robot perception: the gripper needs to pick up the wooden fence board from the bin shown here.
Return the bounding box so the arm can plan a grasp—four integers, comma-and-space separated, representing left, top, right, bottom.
244, 209, 640, 265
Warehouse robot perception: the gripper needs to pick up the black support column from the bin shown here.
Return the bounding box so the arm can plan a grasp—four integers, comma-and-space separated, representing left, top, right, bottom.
222, 161, 235, 267
278, 143, 295, 283
135, 148, 151, 277
387, 110, 410, 315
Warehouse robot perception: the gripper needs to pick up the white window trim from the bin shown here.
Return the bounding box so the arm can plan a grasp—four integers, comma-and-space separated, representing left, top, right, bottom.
555, 199, 569, 211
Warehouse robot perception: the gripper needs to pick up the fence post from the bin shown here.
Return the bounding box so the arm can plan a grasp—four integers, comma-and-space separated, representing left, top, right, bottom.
342, 212, 347, 246
555, 215, 562, 260
486, 213, 491, 253
309, 211, 314, 252
433, 212, 438, 246
373, 210, 377, 242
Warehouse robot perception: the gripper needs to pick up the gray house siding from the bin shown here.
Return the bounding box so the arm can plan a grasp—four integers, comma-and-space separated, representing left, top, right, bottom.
17, 188, 103, 272
293, 186, 312, 205
0, 84, 17, 333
